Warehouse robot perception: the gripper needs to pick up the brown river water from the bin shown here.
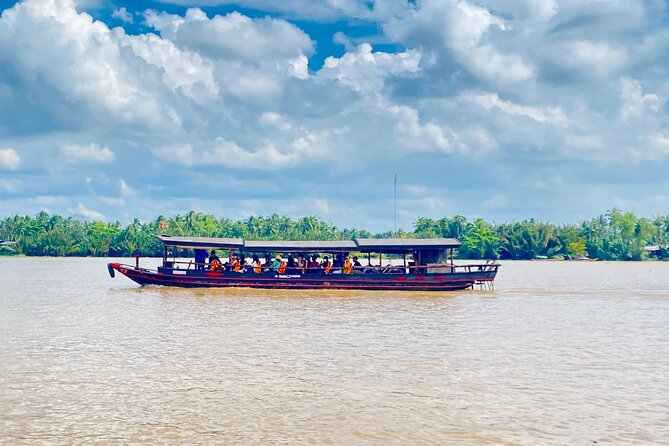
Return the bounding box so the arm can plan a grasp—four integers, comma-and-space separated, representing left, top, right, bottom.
1, 258, 668, 445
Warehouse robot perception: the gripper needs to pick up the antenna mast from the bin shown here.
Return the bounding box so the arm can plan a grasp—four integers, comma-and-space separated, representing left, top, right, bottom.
394, 174, 397, 236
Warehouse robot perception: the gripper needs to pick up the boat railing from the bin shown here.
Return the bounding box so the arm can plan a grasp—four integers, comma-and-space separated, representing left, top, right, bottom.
154, 259, 499, 275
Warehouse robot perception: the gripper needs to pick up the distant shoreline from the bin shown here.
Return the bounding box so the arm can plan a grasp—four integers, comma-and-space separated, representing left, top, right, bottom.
1, 209, 667, 261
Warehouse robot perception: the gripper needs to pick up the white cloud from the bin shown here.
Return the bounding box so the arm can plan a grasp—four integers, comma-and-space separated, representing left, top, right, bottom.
620, 77, 660, 120
74, 202, 105, 220
384, 0, 534, 85
318, 43, 421, 99
152, 130, 337, 170
61, 143, 115, 163
118, 179, 134, 197
144, 8, 312, 72
387, 105, 452, 152
0, 148, 20, 170
153, 0, 396, 21
112, 7, 133, 24
462, 93, 568, 126
122, 32, 219, 104
554, 40, 628, 77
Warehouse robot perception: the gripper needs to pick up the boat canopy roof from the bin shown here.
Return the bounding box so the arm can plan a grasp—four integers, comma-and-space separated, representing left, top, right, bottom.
157, 235, 460, 253
157, 235, 244, 249
244, 240, 357, 252
355, 238, 460, 253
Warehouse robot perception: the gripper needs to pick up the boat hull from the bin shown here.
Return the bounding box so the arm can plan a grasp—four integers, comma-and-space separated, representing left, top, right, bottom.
108, 263, 497, 291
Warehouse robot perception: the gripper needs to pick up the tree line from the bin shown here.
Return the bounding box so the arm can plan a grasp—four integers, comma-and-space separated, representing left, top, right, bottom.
0, 209, 667, 260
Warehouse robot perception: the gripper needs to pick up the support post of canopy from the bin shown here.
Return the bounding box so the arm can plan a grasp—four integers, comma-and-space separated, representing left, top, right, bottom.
163, 245, 167, 266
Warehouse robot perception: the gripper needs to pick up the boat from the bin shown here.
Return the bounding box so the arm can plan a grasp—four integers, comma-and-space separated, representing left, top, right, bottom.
107, 235, 499, 291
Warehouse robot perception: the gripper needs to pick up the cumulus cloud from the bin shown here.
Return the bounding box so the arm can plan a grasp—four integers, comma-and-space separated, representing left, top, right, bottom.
144, 8, 312, 83
156, 0, 401, 21
0, 148, 20, 170
318, 43, 421, 99
2, 0, 669, 228
61, 143, 115, 163
384, 0, 535, 85
111, 6, 133, 23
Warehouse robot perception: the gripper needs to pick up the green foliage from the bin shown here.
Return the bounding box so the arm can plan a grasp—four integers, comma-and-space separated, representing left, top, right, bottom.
1, 209, 667, 260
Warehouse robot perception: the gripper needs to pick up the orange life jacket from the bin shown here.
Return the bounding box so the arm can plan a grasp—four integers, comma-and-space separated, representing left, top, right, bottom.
323, 260, 331, 274
253, 260, 261, 274
209, 259, 223, 271
278, 261, 286, 274
343, 259, 352, 274
231, 259, 241, 272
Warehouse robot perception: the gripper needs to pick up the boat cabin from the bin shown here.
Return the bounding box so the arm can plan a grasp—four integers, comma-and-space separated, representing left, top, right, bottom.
154, 235, 462, 275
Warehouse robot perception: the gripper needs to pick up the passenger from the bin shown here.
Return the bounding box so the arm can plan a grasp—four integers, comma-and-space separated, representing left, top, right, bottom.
252, 254, 262, 274
297, 254, 307, 274
352, 256, 362, 273
322, 256, 332, 274
194, 248, 207, 270
308, 255, 319, 269
343, 256, 353, 274
231, 254, 241, 273
271, 254, 282, 272
208, 250, 222, 271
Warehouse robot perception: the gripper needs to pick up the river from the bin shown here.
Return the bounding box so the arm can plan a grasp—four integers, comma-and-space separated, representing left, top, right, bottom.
1, 258, 667, 445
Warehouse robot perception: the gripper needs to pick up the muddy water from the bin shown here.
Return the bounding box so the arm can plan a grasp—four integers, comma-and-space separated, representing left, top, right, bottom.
1, 258, 668, 445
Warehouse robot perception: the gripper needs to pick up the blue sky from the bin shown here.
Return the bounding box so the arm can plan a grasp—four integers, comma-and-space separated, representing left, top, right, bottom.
1, 0, 669, 232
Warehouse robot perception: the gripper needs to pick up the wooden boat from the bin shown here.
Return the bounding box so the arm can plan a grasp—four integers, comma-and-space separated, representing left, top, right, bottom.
108, 235, 499, 291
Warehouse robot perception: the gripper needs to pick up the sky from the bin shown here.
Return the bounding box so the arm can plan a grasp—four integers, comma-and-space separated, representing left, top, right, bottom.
1, 0, 669, 232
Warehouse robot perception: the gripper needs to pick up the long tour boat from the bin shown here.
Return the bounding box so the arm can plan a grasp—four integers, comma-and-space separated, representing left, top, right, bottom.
107, 235, 499, 291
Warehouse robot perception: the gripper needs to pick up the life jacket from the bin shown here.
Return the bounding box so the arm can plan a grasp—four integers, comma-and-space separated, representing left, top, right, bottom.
323, 260, 331, 274
253, 260, 261, 274
209, 258, 223, 271
343, 259, 352, 274
297, 259, 306, 274
278, 261, 286, 274
231, 259, 241, 272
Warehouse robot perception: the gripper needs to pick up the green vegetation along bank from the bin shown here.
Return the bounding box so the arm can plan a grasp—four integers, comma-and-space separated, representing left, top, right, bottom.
1, 210, 668, 260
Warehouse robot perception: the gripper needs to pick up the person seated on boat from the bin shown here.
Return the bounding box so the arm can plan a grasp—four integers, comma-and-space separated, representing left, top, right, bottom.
342, 256, 353, 274
296, 254, 306, 274
230, 254, 242, 273
252, 254, 262, 274
352, 256, 362, 273
271, 254, 282, 272
321, 256, 332, 274
303, 255, 318, 274
194, 248, 207, 270
208, 250, 223, 271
